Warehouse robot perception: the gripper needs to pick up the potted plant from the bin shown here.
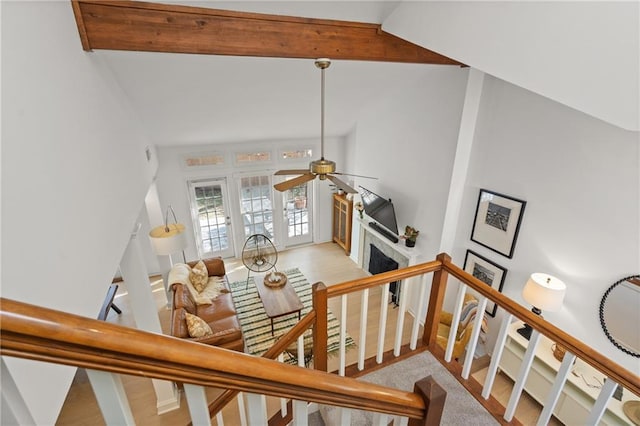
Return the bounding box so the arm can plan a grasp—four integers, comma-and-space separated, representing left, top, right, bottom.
354, 202, 364, 219
403, 226, 419, 247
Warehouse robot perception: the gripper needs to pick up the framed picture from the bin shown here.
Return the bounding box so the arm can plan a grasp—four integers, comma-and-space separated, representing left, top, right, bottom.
470, 189, 526, 258
463, 250, 507, 317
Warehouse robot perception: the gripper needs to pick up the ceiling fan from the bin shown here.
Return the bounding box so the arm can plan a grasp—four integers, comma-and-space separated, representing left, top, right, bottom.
273, 58, 375, 194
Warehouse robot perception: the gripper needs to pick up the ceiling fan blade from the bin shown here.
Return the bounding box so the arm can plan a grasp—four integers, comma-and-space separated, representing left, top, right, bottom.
274, 169, 310, 176
332, 171, 378, 180
273, 173, 316, 192
327, 174, 358, 194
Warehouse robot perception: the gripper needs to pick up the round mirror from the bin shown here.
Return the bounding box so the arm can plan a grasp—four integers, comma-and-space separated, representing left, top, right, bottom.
599, 275, 640, 358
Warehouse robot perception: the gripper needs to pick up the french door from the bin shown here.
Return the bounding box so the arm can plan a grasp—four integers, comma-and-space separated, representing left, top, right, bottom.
188, 179, 235, 258
282, 182, 313, 246
238, 175, 275, 242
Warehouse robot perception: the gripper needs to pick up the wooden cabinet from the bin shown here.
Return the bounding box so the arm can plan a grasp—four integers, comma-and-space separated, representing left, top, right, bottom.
499, 321, 632, 425
332, 193, 352, 255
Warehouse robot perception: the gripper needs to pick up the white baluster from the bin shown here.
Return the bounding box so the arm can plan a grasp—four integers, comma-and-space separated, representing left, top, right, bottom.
358, 288, 370, 370
537, 351, 576, 426
504, 330, 541, 421
462, 296, 488, 379
372, 412, 389, 426
292, 400, 308, 426
410, 275, 428, 350
394, 277, 410, 356
245, 393, 266, 425
183, 384, 212, 426
86, 369, 135, 426
445, 285, 467, 362
215, 411, 224, 426
586, 377, 618, 425
297, 334, 305, 368
482, 313, 513, 399
377, 283, 390, 363
340, 407, 352, 424
236, 392, 247, 426
340, 294, 348, 376
278, 353, 288, 416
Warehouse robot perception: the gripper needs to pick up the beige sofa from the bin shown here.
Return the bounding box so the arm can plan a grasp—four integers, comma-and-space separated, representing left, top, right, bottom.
168, 257, 244, 352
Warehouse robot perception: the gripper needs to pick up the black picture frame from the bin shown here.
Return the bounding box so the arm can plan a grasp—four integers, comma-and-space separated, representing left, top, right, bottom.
470, 189, 526, 258
463, 250, 507, 317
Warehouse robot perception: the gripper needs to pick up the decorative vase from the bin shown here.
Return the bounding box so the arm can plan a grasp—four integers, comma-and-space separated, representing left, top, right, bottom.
405, 239, 416, 247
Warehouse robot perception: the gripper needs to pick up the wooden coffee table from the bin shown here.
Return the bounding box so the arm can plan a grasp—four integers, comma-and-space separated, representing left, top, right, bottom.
255, 274, 304, 335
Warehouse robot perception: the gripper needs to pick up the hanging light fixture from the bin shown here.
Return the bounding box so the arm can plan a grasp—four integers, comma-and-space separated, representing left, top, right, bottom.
148, 205, 187, 263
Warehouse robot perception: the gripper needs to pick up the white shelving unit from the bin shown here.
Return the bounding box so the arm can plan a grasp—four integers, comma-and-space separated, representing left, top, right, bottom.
499, 321, 635, 425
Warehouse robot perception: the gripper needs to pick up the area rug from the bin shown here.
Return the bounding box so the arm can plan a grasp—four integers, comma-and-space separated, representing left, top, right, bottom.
229, 268, 355, 362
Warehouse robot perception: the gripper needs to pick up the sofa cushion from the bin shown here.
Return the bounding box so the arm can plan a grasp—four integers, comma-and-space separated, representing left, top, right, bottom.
185, 312, 213, 338
172, 282, 196, 314
196, 291, 237, 320
190, 260, 209, 292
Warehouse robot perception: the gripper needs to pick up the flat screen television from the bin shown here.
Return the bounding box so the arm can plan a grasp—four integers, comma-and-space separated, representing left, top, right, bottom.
359, 186, 399, 237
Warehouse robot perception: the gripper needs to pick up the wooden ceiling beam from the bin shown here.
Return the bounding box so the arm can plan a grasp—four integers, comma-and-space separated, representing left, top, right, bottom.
71, 0, 463, 65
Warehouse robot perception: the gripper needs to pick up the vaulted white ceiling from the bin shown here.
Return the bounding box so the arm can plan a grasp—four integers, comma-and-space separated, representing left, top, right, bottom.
100, 1, 639, 148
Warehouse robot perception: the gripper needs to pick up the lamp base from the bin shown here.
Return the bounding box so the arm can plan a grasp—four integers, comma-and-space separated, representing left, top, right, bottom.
517, 306, 542, 340
517, 323, 533, 340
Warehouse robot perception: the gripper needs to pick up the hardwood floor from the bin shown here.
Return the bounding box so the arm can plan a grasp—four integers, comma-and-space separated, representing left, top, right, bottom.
56, 242, 545, 425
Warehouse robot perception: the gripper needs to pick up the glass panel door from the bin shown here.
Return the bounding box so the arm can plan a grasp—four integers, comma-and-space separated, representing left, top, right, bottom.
239, 175, 274, 241
188, 179, 234, 258
283, 182, 313, 246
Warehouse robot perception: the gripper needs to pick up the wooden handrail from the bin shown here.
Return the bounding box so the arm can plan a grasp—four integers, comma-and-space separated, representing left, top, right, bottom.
326, 259, 442, 298
320, 252, 639, 398
0, 298, 428, 419
441, 258, 640, 397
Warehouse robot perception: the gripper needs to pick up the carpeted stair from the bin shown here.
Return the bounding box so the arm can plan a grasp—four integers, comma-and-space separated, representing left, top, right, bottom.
319, 351, 498, 425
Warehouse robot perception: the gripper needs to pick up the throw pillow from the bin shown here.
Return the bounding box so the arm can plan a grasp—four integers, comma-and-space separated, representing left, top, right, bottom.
185, 312, 213, 338
190, 260, 209, 293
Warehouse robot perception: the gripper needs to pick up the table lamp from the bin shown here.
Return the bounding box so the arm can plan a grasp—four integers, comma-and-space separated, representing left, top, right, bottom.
149, 205, 187, 263
518, 273, 567, 340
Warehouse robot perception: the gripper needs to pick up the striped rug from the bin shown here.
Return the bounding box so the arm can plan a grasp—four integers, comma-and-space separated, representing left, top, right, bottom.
229, 268, 355, 362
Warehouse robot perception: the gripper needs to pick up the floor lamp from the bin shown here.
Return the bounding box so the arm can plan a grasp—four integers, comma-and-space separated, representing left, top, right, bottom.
148, 205, 187, 263
149, 205, 187, 297
517, 273, 567, 340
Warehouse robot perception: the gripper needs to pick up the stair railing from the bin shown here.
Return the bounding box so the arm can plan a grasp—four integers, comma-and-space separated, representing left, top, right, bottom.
0, 296, 444, 425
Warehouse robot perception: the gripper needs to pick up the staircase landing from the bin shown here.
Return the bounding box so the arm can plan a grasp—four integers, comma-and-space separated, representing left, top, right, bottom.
320, 351, 498, 425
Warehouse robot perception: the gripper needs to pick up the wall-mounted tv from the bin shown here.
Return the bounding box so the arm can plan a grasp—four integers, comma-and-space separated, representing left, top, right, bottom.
359, 186, 399, 241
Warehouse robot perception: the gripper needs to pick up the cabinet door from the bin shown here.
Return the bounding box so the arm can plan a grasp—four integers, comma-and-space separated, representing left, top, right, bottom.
332, 194, 352, 255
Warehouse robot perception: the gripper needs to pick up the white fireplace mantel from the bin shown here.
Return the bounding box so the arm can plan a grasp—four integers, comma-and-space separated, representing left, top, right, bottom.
355, 217, 423, 269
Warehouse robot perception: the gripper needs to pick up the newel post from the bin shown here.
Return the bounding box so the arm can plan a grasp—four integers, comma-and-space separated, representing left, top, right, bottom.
312, 282, 328, 372
422, 253, 451, 348
407, 376, 446, 426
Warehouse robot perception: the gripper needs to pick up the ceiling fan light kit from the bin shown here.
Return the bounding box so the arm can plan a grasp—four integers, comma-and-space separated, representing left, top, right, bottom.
274, 58, 374, 194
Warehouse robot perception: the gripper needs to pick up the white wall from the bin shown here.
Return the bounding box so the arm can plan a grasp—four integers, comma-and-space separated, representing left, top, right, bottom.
450, 75, 639, 372
383, 1, 640, 132
351, 66, 469, 262
1, 2, 155, 423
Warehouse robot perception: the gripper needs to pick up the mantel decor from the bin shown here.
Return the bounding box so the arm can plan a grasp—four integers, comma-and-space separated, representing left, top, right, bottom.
463, 250, 507, 317
470, 189, 526, 258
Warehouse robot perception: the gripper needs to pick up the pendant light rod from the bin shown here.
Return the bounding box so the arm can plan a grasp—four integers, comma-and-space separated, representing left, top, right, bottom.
315, 58, 331, 160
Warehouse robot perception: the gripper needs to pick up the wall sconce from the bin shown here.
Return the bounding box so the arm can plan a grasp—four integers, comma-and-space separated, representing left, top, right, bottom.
148, 205, 187, 263
518, 273, 567, 340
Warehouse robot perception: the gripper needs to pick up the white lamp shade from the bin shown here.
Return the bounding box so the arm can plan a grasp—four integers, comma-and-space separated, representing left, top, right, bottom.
149, 223, 187, 256
522, 272, 567, 312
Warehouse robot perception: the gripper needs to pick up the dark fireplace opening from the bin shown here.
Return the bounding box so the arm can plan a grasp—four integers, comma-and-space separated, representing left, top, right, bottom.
368, 244, 400, 306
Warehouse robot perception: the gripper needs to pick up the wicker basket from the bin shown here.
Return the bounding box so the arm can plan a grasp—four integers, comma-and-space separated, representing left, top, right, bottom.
551, 343, 567, 362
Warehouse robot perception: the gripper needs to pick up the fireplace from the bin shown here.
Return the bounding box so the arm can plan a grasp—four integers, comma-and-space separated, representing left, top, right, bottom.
368, 244, 401, 305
